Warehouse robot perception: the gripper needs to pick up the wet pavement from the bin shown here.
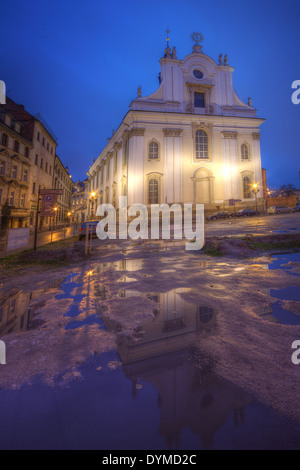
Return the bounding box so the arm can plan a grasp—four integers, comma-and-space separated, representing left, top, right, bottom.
205, 212, 300, 237
1, 243, 300, 449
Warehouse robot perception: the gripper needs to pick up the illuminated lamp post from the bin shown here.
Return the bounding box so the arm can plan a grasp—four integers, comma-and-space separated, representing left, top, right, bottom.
252, 183, 259, 214
89, 192, 97, 220
54, 206, 58, 229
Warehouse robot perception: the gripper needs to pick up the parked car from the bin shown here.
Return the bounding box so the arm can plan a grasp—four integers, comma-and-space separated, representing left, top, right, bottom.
235, 209, 259, 217
267, 206, 293, 214
208, 211, 232, 220
291, 205, 300, 212
79, 220, 99, 240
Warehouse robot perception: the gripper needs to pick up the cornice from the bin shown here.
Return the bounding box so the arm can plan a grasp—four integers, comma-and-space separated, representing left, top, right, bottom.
252, 132, 261, 140
221, 131, 238, 139
128, 128, 145, 137
162, 128, 183, 137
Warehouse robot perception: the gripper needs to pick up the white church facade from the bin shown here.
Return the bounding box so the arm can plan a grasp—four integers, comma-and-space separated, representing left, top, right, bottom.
87, 35, 265, 217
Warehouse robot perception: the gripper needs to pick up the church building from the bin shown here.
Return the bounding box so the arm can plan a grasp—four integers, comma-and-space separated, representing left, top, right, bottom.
87, 33, 265, 216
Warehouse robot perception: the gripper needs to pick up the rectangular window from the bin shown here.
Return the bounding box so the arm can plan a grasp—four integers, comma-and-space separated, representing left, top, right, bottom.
40, 158, 43, 169
20, 193, 25, 207
9, 191, 15, 205
49, 165, 52, 175
0, 188, 2, 203
12, 166, 17, 179
2, 133, 8, 146
37, 132, 40, 142
14, 140, 19, 152
194, 92, 205, 108
23, 169, 28, 182
0, 161, 5, 175
25, 147, 29, 158
35, 154, 38, 165
32, 182, 36, 195
45, 162, 48, 173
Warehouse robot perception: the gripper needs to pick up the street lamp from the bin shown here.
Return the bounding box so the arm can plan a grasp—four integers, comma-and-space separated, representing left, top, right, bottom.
54, 206, 58, 229
89, 192, 97, 220
252, 183, 259, 214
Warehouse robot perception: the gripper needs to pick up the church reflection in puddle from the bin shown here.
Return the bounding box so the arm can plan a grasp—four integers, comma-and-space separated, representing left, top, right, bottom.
116, 288, 218, 362
98, 287, 251, 449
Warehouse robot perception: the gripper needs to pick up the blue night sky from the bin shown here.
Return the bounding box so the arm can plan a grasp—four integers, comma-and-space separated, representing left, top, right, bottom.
1, 0, 300, 188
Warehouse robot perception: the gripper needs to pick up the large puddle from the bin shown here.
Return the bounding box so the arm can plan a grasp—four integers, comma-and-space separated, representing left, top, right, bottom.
1, 250, 300, 449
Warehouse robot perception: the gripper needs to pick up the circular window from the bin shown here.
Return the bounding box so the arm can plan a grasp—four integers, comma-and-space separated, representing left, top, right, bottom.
193, 69, 203, 79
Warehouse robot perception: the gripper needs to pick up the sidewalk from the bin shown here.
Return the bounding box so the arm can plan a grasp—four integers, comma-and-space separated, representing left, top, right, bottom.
0, 224, 80, 257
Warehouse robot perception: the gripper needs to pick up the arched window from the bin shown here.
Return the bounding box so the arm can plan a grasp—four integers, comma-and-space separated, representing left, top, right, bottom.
149, 179, 159, 204
241, 143, 249, 160
148, 141, 159, 159
195, 130, 208, 159
243, 176, 252, 199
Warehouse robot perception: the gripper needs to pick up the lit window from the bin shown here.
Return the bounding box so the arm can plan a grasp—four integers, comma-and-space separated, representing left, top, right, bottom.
241, 143, 249, 160
149, 141, 159, 159
243, 176, 252, 199
195, 130, 208, 159
149, 179, 159, 204
20, 193, 26, 207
